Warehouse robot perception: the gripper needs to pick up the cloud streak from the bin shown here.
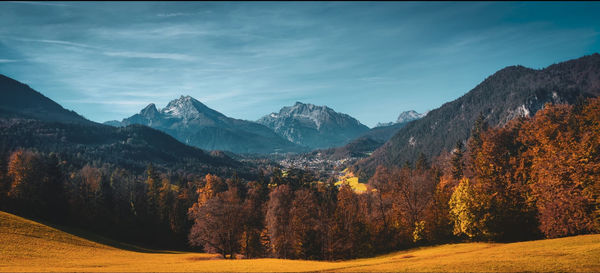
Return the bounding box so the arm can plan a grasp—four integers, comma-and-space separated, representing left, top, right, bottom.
8, 37, 98, 49
6, 1, 70, 7
0, 2, 599, 126
103, 51, 196, 61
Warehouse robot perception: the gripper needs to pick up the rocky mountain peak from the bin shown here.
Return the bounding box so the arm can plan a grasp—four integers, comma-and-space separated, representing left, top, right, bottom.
140, 103, 159, 117
396, 110, 426, 123
105, 94, 301, 154
375, 110, 425, 128
161, 95, 221, 120
257, 102, 369, 149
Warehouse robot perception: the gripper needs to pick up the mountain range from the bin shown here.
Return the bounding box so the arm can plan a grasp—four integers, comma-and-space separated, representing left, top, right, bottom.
107, 99, 375, 154
2, 53, 599, 178
302, 110, 426, 161
105, 96, 304, 154
354, 53, 600, 178
0, 75, 243, 175
257, 102, 370, 149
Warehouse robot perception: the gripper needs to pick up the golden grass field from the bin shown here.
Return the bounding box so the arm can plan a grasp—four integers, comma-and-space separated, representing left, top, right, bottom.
335, 168, 368, 193
1, 210, 599, 272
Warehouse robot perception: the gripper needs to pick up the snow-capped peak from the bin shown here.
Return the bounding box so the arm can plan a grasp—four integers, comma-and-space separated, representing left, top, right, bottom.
256, 101, 369, 149
396, 110, 426, 124
160, 95, 217, 120
374, 110, 426, 128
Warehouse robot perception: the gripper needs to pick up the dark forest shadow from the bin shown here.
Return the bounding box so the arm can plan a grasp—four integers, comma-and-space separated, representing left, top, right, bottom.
4, 211, 183, 254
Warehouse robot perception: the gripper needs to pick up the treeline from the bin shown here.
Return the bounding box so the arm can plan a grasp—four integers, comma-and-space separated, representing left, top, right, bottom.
0, 153, 201, 248
186, 97, 600, 259
187, 164, 444, 260
447, 96, 599, 240
0, 98, 598, 260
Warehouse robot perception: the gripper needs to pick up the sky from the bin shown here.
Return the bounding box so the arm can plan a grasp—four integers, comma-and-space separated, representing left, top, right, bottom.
1, 2, 599, 127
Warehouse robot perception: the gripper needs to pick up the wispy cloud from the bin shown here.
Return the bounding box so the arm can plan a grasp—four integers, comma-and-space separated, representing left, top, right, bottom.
198, 90, 243, 102
103, 51, 196, 61
8, 37, 98, 49
157, 12, 193, 18
6, 36, 196, 62
1, 2, 599, 125
6, 1, 70, 7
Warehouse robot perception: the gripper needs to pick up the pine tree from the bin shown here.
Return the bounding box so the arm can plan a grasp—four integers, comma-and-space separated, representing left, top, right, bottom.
450, 141, 464, 180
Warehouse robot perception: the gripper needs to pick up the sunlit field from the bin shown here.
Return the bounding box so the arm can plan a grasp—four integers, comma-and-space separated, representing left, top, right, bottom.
2, 211, 599, 272
335, 168, 368, 193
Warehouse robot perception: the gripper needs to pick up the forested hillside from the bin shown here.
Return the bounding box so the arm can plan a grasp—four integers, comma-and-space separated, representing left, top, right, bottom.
355, 53, 600, 178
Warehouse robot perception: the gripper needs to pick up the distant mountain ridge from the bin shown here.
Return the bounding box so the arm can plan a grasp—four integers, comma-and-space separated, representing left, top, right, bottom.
309, 110, 426, 161
0, 75, 90, 124
375, 110, 426, 127
0, 75, 243, 175
107, 96, 303, 154
354, 53, 600, 177
257, 102, 369, 149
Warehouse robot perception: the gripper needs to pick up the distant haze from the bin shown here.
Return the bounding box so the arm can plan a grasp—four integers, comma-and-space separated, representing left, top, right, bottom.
0, 2, 599, 127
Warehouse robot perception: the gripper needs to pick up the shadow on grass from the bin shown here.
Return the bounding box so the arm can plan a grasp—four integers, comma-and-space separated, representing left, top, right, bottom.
5, 211, 181, 254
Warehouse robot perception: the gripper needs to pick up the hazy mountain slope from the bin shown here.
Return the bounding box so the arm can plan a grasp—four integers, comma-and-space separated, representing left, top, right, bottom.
0, 75, 243, 174
364, 110, 426, 142
257, 102, 370, 149
0, 117, 242, 174
0, 74, 90, 124
377, 110, 426, 127
313, 110, 426, 160
108, 96, 304, 154
355, 53, 600, 177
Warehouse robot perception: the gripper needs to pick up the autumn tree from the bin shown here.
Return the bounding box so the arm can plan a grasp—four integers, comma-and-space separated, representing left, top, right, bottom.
289, 188, 321, 259
393, 167, 436, 234
469, 121, 538, 241
7, 150, 66, 220
240, 181, 268, 258
424, 174, 456, 243
158, 177, 176, 227
265, 184, 294, 258
332, 185, 371, 259
314, 180, 338, 260
448, 178, 492, 240
0, 154, 8, 208
522, 100, 599, 238
367, 165, 402, 252
7, 150, 43, 207
188, 185, 245, 258
197, 173, 226, 207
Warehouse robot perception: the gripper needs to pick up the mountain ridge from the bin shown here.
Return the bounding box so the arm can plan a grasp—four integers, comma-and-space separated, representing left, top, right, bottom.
354, 53, 600, 178
257, 101, 370, 149
107, 95, 304, 154
0, 74, 91, 124
0, 75, 244, 175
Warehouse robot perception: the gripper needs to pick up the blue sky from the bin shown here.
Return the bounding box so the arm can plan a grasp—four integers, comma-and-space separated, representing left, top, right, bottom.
1, 2, 599, 127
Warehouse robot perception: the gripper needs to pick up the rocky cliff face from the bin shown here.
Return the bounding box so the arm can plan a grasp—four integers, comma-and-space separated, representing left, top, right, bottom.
257, 102, 370, 149
107, 96, 303, 154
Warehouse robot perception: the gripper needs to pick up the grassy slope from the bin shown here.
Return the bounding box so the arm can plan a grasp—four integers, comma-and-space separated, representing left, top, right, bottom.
1, 211, 599, 272
335, 168, 368, 193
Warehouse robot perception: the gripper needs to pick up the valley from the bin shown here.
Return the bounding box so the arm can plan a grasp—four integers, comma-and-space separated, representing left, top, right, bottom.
0, 4, 599, 269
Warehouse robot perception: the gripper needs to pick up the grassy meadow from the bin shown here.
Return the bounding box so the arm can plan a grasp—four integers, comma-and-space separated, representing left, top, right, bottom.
335, 168, 368, 193
1, 211, 599, 272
